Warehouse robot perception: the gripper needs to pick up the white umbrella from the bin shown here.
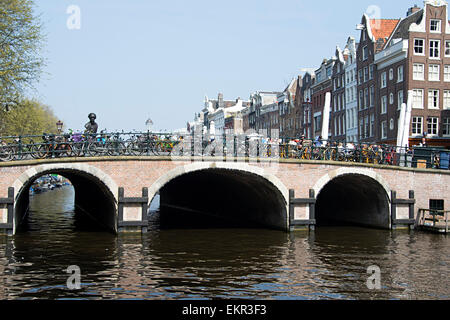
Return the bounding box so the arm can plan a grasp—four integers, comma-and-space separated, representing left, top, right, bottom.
401, 90, 413, 149
396, 103, 406, 152
321, 92, 331, 147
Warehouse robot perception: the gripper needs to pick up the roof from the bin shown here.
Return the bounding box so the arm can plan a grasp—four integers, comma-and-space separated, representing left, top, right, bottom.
369, 19, 400, 52
369, 19, 400, 40
383, 9, 424, 48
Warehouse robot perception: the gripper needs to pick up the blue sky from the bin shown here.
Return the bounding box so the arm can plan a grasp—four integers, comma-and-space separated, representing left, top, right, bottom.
32, 0, 415, 132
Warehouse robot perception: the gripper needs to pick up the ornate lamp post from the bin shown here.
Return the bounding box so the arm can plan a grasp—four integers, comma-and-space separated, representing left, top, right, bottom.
56, 120, 63, 134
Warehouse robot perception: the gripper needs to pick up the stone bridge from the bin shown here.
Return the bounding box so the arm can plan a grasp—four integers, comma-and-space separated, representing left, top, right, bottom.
0, 156, 448, 235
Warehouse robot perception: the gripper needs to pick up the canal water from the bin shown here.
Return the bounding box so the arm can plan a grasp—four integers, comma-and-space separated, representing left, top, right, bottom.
0, 185, 449, 300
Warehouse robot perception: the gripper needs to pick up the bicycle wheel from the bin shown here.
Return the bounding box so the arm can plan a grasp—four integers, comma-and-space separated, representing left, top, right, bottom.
87, 142, 99, 157
127, 141, 143, 156
35, 144, 49, 159
107, 141, 127, 156
311, 148, 321, 160
0, 146, 13, 161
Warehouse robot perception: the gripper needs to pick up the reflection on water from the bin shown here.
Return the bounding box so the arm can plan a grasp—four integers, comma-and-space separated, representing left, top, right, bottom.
0, 187, 449, 299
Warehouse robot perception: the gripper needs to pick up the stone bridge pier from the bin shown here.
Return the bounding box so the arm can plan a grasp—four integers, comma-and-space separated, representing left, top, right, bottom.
0, 157, 449, 235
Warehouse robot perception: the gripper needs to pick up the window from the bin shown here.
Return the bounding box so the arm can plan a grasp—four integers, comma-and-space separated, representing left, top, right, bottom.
397, 66, 403, 82
358, 70, 363, 84
428, 90, 439, 109
398, 90, 404, 110
389, 93, 394, 105
427, 117, 439, 135
390, 118, 394, 131
370, 86, 374, 107
359, 119, 364, 139
430, 19, 441, 33
412, 117, 423, 136
363, 46, 368, 61
389, 68, 394, 81
446, 41, 450, 57
412, 89, 424, 109
381, 72, 387, 88
445, 65, 450, 82
443, 118, 450, 136
370, 114, 374, 137
364, 67, 368, 82
414, 39, 424, 55
359, 90, 364, 110
430, 200, 444, 215
381, 121, 387, 139
369, 65, 374, 80
413, 63, 424, 80
429, 64, 440, 81
364, 115, 369, 138
430, 40, 440, 58
381, 96, 387, 114
364, 88, 369, 109
444, 90, 450, 109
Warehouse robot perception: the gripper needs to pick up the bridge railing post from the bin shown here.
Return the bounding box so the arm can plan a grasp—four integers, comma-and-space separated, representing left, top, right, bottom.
288, 189, 316, 232
117, 187, 149, 234
0, 187, 14, 236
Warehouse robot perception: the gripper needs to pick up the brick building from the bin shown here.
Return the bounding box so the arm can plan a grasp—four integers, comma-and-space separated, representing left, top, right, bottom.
356, 15, 400, 143
311, 58, 335, 140
374, 1, 450, 147
331, 46, 347, 142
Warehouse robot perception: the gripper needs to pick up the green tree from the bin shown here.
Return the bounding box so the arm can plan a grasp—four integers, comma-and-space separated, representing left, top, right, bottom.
0, 0, 45, 110
0, 99, 61, 136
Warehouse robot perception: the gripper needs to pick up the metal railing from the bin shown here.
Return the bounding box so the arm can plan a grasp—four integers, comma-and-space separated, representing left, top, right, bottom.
416, 209, 449, 233
0, 132, 449, 170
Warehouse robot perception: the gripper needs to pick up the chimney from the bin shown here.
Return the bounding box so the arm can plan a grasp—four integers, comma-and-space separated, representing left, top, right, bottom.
218, 93, 224, 108
407, 5, 420, 17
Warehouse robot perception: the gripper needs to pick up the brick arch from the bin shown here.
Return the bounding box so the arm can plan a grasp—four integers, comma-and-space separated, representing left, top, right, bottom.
147, 161, 290, 228
313, 167, 391, 200
12, 163, 119, 202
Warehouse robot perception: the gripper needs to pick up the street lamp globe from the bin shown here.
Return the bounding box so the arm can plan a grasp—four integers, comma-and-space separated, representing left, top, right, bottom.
145, 118, 153, 132
56, 120, 64, 133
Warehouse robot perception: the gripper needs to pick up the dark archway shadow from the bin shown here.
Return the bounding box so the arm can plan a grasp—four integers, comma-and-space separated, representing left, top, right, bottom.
15, 170, 117, 234
156, 168, 288, 231
315, 174, 390, 229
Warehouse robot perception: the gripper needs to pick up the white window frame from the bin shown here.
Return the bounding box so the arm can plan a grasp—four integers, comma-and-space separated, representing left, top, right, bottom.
389, 68, 394, 81
389, 93, 394, 105
397, 66, 403, 83
381, 95, 387, 114
381, 72, 387, 88
363, 46, 368, 61
414, 38, 425, 56
381, 121, 387, 139
412, 89, 424, 109
430, 39, 440, 59
412, 117, 423, 136
444, 90, 450, 110
398, 90, 403, 110
445, 65, 450, 82
427, 117, 439, 136
413, 63, 425, 81
428, 89, 440, 110
429, 64, 440, 81
446, 41, 450, 57
430, 19, 441, 33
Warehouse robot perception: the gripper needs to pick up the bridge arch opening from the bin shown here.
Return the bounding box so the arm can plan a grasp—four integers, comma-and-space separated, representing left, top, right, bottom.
152, 168, 288, 231
315, 174, 390, 229
14, 169, 117, 234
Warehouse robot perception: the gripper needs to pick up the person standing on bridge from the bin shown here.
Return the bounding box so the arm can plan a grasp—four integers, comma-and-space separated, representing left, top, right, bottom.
84, 113, 98, 136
